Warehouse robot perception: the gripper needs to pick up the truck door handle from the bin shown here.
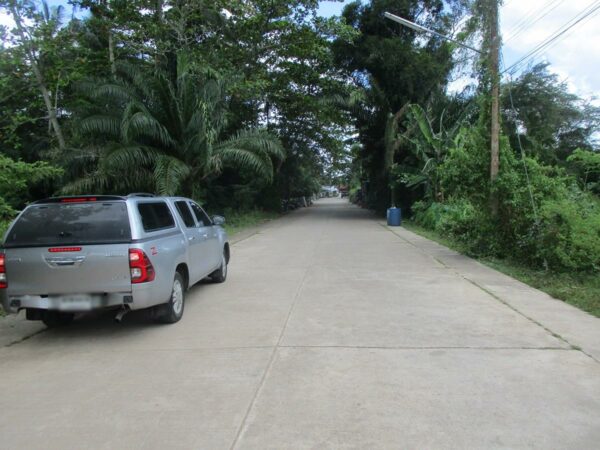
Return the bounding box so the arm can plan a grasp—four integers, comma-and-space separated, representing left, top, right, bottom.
45, 256, 85, 267
188, 236, 196, 241
55, 261, 76, 266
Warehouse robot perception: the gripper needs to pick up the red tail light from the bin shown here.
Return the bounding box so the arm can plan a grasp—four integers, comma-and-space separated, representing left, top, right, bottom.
0, 253, 6, 289
129, 249, 155, 283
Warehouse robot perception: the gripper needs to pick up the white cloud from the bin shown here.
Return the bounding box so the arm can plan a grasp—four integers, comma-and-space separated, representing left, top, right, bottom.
501, 0, 600, 99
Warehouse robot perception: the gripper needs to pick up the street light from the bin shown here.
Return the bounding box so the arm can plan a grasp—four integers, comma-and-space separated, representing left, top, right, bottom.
383, 12, 483, 54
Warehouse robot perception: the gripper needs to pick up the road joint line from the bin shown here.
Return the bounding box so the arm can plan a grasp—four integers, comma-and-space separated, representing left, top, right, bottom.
277, 345, 572, 351
229, 232, 320, 449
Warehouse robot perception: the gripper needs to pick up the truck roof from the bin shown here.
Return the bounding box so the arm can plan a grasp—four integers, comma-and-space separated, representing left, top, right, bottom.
33, 194, 157, 204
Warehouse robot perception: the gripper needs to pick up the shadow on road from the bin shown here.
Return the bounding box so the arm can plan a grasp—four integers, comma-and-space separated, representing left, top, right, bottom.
36, 279, 214, 338
290, 198, 377, 222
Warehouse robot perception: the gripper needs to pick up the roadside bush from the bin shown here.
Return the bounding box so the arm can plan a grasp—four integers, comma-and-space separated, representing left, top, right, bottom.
536, 196, 600, 271
0, 155, 62, 233
412, 125, 600, 272
412, 199, 499, 257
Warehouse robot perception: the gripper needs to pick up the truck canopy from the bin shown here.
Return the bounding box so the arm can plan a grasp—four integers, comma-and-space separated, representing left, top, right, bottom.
4, 201, 131, 248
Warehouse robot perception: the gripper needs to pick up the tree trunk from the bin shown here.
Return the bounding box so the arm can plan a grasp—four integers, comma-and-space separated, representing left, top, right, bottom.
385, 103, 409, 208
9, 3, 66, 150
108, 30, 117, 79
154, 0, 164, 68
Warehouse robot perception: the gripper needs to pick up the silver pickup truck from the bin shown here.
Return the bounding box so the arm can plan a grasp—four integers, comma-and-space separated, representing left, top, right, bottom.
0, 194, 229, 326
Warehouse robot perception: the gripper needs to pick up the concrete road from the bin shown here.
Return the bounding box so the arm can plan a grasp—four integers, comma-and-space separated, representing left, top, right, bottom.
1, 198, 599, 449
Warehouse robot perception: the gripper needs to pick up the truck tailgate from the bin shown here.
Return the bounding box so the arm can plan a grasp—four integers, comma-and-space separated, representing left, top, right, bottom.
5, 245, 131, 296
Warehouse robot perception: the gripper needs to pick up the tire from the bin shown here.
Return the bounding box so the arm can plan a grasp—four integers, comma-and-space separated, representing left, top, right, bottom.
210, 251, 228, 283
157, 272, 185, 324
42, 311, 74, 328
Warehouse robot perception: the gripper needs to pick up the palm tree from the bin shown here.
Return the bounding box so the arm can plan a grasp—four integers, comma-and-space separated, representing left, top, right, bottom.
65, 54, 284, 196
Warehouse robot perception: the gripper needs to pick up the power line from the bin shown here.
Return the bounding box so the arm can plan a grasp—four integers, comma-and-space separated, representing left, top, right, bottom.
504, 0, 600, 74
505, 0, 600, 73
523, 5, 600, 69
504, 0, 555, 37
505, 0, 566, 43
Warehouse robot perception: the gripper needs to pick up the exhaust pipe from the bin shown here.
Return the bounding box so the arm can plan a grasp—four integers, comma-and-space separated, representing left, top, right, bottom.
115, 306, 130, 323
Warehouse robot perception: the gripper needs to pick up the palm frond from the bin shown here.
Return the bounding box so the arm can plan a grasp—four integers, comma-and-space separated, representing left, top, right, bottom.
154, 155, 191, 195
61, 171, 111, 195
88, 83, 136, 103
216, 129, 285, 160
103, 145, 161, 170
218, 147, 274, 181
121, 107, 177, 150
79, 115, 121, 138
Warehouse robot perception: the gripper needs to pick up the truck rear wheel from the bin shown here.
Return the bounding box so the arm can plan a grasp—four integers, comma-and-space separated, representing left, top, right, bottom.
210, 252, 228, 283
42, 311, 74, 328
157, 272, 185, 324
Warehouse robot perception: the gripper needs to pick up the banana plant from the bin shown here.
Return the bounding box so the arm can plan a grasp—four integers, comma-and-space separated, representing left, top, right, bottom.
397, 103, 463, 201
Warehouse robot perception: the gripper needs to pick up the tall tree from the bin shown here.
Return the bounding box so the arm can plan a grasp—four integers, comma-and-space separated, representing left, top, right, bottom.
1, 0, 69, 149
333, 0, 466, 212
502, 63, 600, 163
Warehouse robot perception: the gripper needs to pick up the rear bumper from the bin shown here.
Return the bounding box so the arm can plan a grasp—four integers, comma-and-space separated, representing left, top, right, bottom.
1, 286, 163, 314
0, 292, 131, 314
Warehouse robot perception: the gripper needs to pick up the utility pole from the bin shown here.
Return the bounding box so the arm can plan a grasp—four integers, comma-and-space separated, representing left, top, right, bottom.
489, 0, 500, 215
385, 2, 502, 207
489, 0, 500, 183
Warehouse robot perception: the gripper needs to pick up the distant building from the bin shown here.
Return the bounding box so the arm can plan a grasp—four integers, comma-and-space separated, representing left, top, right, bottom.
321, 186, 339, 197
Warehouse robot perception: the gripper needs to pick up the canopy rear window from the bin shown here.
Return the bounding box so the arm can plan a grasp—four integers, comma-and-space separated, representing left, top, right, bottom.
4, 202, 131, 248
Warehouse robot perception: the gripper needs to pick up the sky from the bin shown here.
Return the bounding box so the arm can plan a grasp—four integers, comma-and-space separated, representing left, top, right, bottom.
318, 0, 599, 99
501, 0, 599, 99
1, 0, 598, 98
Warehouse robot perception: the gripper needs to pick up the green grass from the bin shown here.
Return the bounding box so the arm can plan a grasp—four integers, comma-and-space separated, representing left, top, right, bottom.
222, 209, 280, 236
403, 221, 600, 318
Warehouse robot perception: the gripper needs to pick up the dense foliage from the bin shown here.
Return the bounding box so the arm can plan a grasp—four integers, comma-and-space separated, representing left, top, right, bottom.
0, 0, 598, 275
330, 1, 599, 273
412, 124, 600, 271
0, 0, 353, 213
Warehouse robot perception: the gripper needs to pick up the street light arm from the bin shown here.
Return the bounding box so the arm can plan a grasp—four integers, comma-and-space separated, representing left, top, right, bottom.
384, 12, 483, 55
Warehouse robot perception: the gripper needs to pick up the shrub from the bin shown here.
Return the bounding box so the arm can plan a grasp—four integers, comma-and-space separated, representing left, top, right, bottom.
413, 125, 600, 272
536, 196, 600, 271
413, 199, 499, 257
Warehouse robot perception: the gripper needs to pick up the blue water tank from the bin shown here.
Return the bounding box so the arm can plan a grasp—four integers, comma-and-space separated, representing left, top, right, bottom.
387, 207, 402, 226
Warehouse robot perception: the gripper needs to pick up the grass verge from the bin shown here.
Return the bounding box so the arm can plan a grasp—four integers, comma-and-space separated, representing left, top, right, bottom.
222, 209, 280, 236
403, 221, 600, 318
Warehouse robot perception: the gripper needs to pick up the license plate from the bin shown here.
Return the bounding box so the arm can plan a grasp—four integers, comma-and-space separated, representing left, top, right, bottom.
51, 295, 94, 311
